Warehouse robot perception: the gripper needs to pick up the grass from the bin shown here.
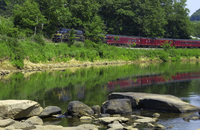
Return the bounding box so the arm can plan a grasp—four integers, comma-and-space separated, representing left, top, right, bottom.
0, 35, 200, 68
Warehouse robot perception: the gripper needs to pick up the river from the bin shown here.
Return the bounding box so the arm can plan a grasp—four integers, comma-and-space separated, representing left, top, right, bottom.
0, 61, 200, 129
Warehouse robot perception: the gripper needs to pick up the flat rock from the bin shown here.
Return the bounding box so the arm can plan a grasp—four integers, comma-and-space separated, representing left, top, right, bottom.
98, 117, 129, 124
33, 125, 82, 130
25, 116, 43, 125
102, 99, 132, 115
107, 121, 124, 129
134, 117, 157, 124
0, 100, 43, 119
39, 106, 62, 118
67, 101, 94, 117
78, 124, 99, 130
0, 119, 15, 127
108, 92, 200, 113
10, 121, 36, 130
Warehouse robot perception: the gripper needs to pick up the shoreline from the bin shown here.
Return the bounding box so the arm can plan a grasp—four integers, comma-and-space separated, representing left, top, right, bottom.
0, 58, 200, 76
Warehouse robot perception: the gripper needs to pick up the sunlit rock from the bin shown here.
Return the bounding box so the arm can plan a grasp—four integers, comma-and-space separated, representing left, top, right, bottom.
101, 99, 132, 115
39, 106, 62, 118
109, 92, 200, 113
0, 100, 43, 119
67, 101, 94, 117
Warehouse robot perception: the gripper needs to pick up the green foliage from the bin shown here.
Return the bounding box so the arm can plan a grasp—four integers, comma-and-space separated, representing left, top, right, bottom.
69, 29, 75, 46
190, 9, 200, 21
161, 41, 173, 51
32, 34, 45, 45
13, 0, 46, 36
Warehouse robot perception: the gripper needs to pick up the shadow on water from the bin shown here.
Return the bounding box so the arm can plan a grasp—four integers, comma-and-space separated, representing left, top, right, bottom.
0, 61, 200, 129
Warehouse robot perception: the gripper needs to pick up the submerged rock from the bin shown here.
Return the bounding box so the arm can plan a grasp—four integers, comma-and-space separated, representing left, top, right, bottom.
0, 100, 43, 119
39, 106, 62, 118
67, 101, 94, 117
108, 92, 200, 113
101, 99, 132, 115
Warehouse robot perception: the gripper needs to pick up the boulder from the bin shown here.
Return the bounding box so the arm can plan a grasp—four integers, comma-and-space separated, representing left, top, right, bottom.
25, 116, 43, 125
108, 92, 200, 113
39, 106, 62, 118
0, 119, 15, 127
0, 100, 43, 119
67, 101, 94, 117
92, 105, 101, 116
101, 99, 132, 115
98, 117, 129, 124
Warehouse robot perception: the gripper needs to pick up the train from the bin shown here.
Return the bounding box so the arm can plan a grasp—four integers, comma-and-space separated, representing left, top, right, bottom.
52, 28, 200, 48
52, 28, 84, 43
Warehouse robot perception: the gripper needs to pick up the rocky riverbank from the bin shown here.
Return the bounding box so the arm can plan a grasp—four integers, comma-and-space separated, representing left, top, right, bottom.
0, 92, 200, 130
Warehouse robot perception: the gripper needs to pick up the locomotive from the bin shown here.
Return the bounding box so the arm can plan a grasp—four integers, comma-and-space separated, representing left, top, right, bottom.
52, 28, 200, 48
52, 28, 84, 43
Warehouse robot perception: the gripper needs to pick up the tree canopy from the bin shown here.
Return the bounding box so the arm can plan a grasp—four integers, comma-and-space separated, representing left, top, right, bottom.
0, 0, 193, 39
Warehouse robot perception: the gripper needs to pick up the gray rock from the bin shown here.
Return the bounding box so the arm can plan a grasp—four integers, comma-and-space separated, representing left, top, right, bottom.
134, 117, 157, 124
25, 116, 43, 125
0, 119, 15, 127
154, 124, 165, 130
67, 101, 94, 117
39, 106, 62, 118
107, 121, 124, 129
78, 124, 99, 130
101, 99, 132, 115
108, 92, 200, 113
92, 105, 101, 115
33, 125, 82, 130
80, 116, 93, 122
152, 113, 160, 118
183, 114, 200, 122
124, 126, 138, 130
0, 100, 43, 119
98, 117, 129, 124
10, 121, 36, 130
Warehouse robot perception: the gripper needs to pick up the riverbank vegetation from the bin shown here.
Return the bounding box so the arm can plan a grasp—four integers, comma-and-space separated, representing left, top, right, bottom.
0, 0, 200, 69
0, 35, 199, 69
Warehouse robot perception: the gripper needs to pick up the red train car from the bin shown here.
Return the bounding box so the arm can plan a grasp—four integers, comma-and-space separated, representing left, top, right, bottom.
105, 34, 200, 48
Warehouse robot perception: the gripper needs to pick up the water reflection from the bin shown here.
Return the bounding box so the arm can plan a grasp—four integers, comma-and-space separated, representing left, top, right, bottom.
0, 62, 200, 129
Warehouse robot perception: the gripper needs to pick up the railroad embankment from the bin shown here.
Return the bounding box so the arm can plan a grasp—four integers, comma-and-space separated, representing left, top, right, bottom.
0, 38, 200, 75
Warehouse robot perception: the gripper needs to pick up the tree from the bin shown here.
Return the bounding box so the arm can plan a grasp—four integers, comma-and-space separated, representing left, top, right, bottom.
99, 0, 166, 37
67, 0, 105, 40
34, 0, 72, 37
190, 9, 200, 21
13, 0, 46, 36
164, 0, 192, 39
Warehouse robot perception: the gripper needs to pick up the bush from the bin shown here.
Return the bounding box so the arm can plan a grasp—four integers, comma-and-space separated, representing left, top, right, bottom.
159, 51, 169, 62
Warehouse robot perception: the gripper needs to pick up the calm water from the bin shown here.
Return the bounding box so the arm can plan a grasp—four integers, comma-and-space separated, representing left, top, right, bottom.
0, 62, 200, 129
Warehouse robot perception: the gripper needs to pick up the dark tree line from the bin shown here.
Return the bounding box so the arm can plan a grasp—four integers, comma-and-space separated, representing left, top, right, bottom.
0, 0, 193, 40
